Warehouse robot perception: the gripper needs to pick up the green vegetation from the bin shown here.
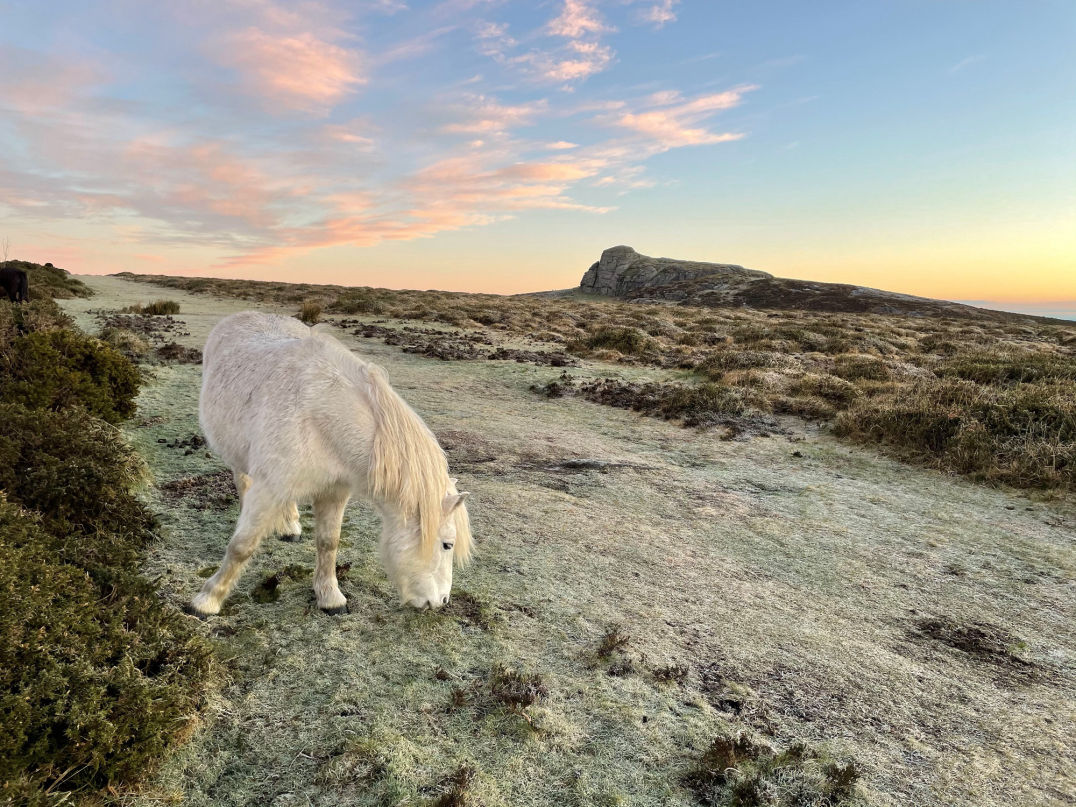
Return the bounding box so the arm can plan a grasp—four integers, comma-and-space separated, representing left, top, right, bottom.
123, 299, 181, 315
0, 277, 211, 804
569, 325, 652, 356
0, 329, 141, 423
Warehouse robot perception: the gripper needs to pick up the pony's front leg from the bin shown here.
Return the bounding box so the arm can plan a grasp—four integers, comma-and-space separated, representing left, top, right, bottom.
189, 484, 277, 617
313, 488, 350, 614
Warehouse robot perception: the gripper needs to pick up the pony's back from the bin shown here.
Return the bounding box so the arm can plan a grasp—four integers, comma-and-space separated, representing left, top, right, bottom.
200, 312, 372, 496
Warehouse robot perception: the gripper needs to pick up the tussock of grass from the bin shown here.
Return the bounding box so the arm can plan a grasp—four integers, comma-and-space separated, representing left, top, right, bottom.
489, 665, 549, 711
123, 299, 181, 315
99, 325, 151, 359
685, 734, 860, 806
569, 325, 652, 356
298, 300, 323, 324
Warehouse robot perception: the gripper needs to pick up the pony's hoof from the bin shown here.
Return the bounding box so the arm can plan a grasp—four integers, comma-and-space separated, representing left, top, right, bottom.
280, 533, 302, 543
183, 602, 214, 620
321, 604, 349, 616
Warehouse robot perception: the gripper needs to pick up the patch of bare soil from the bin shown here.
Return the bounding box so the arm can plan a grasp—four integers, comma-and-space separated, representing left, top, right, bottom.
349, 323, 576, 366
534, 373, 785, 438
156, 341, 202, 363
160, 469, 235, 510
912, 617, 1037, 676
156, 433, 207, 454
93, 310, 190, 344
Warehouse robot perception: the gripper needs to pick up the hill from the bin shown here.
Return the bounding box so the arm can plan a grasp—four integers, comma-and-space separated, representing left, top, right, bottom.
0, 259, 93, 299
580, 246, 1052, 322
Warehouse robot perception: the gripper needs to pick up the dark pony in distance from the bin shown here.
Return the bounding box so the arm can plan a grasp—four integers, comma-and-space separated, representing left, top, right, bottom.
0, 266, 29, 303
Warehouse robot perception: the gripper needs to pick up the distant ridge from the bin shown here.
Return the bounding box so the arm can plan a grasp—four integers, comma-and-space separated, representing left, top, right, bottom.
578, 246, 1049, 322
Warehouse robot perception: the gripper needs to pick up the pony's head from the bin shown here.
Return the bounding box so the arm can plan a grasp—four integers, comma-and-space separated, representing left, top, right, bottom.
379, 480, 472, 609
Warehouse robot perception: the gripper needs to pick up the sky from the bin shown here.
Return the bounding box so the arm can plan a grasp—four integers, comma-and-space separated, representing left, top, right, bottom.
0, 1, 1073, 314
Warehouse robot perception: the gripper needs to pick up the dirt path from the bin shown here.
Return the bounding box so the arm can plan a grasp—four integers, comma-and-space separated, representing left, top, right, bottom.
64, 276, 1075, 807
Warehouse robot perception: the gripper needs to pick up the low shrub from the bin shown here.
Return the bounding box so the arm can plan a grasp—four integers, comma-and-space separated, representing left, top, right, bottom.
834, 379, 1076, 489
0, 499, 212, 798
0, 329, 141, 423
0, 403, 153, 566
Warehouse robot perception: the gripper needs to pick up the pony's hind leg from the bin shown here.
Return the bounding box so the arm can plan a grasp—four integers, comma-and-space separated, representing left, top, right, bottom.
280, 501, 302, 542
313, 488, 350, 614
189, 483, 277, 617
233, 470, 251, 506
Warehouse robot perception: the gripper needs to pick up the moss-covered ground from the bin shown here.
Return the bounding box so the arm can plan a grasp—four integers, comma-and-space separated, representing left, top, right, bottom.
61, 276, 1076, 807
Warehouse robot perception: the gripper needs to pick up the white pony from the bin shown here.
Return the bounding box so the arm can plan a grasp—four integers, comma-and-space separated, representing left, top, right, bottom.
188, 311, 472, 617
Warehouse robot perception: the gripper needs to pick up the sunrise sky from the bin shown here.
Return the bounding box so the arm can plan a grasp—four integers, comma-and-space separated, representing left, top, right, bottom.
1, 1, 1073, 315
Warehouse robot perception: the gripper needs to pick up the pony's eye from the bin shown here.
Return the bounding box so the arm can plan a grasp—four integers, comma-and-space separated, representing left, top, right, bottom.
442, 542, 454, 551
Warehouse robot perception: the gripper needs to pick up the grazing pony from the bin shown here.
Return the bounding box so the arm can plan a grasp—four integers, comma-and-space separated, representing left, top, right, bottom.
189, 311, 472, 617
0, 266, 28, 303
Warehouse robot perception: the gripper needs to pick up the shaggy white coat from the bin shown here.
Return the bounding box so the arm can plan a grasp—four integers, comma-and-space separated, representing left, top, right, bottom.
189, 311, 471, 616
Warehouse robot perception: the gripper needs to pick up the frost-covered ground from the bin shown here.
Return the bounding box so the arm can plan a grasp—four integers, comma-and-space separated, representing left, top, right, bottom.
63, 276, 1075, 807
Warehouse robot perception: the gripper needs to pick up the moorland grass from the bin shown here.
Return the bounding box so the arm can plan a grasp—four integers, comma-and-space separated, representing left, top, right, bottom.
120, 272, 1076, 492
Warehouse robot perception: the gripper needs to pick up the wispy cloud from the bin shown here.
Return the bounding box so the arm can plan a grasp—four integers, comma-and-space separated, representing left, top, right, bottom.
605, 86, 757, 149
212, 28, 364, 111
949, 54, 986, 74
1, 1, 758, 270
548, 0, 610, 38
635, 0, 679, 29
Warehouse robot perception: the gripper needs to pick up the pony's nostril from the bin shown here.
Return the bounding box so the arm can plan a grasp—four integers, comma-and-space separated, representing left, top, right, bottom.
442, 595, 449, 605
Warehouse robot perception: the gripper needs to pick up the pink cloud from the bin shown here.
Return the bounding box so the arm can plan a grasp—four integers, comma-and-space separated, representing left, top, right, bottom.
610, 86, 757, 149
214, 27, 364, 111
548, 0, 610, 38
441, 96, 548, 135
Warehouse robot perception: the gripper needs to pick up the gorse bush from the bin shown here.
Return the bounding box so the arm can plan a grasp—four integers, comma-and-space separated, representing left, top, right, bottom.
0, 403, 152, 552
0, 329, 141, 423
0, 269, 211, 804
0, 500, 212, 799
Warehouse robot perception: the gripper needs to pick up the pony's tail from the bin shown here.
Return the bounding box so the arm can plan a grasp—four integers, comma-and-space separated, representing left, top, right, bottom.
364, 363, 447, 561
18, 272, 28, 302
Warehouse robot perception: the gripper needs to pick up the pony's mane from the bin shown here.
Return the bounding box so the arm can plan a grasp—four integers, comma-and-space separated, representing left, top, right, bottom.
363, 363, 472, 565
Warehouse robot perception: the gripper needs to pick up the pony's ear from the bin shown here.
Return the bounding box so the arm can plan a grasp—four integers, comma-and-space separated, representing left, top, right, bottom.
442, 491, 470, 516
449, 477, 459, 486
